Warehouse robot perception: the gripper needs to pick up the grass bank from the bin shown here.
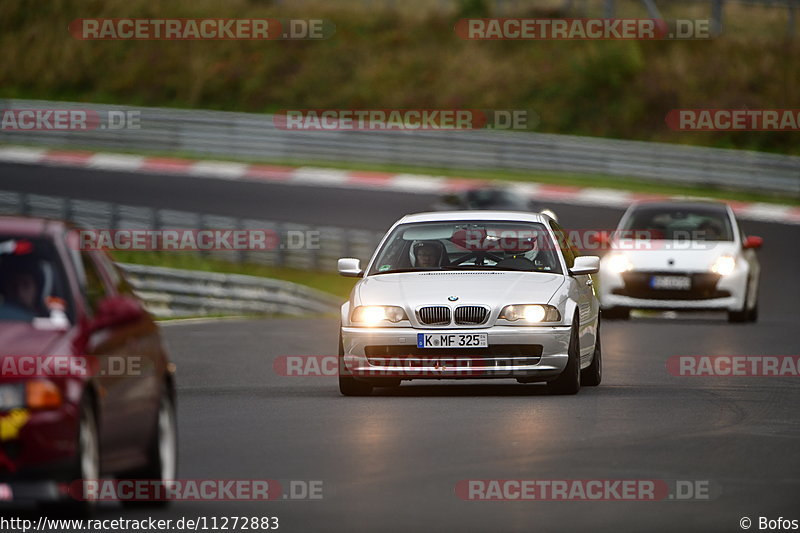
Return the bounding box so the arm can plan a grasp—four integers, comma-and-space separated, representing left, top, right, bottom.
1, 0, 797, 155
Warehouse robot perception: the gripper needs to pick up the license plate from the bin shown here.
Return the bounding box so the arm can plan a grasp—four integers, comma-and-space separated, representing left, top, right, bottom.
650, 275, 691, 290
417, 333, 488, 348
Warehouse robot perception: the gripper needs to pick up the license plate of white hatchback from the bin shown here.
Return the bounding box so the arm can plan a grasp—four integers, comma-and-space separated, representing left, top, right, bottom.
417, 333, 488, 348
650, 275, 692, 290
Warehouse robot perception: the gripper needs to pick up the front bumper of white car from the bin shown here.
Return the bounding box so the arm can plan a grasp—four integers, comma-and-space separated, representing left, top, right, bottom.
598, 266, 747, 311
340, 325, 572, 381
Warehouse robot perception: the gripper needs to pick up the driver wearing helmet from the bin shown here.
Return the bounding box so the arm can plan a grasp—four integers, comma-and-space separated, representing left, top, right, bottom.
0, 258, 47, 319
413, 242, 444, 268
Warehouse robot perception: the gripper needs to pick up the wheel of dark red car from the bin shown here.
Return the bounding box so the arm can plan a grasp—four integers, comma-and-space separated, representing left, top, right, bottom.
41, 395, 99, 517
121, 383, 177, 507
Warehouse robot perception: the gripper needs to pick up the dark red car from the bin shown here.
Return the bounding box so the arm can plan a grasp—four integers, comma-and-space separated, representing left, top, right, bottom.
0, 216, 177, 514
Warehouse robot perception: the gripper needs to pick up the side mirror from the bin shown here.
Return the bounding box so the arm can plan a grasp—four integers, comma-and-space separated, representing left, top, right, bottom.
743, 236, 763, 250
337, 258, 364, 278
91, 295, 146, 332
570, 256, 600, 275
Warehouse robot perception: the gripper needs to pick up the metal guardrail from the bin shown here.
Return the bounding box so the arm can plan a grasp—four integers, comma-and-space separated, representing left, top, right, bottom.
0, 189, 384, 272
1, 99, 798, 196
117, 263, 341, 318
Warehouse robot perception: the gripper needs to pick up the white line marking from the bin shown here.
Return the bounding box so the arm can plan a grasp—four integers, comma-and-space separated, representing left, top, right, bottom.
390, 174, 448, 192
190, 160, 248, 179
0, 146, 47, 163
87, 153, 145, 171
292, 167, 350, 185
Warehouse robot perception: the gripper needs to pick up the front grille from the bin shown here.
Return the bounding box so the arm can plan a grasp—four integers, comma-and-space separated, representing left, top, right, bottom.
614, 272, 729, 300
365, 344, 543, 364
417, 306, 451, 325
454, 306, 489, 325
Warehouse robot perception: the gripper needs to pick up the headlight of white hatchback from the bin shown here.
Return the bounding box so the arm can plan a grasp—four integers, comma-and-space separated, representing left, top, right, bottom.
499, 304, 561, 324
351, 305, 408, 326
710, 255, 736, 276
605, 253, 634, 273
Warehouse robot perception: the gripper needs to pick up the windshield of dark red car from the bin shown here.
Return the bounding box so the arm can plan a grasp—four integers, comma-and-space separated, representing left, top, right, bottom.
0, 236, 74, 323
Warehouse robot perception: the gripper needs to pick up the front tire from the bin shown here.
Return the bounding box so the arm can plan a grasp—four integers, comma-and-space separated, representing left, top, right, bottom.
42, 395, 99, 517
729, 279, 757, 323
547, 318, 581, 395
338, 330, 372, 396
581, 322, 602, 386
602, 307, 629, 320
121, 384, 177, 507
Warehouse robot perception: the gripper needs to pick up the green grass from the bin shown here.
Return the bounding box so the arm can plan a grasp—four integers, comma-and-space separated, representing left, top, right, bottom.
1, 0, 797, 155
111, 249, 356, 300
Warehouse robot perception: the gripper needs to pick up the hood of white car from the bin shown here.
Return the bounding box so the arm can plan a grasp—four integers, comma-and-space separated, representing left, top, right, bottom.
605, 241, 739, 271
355, 271, 565, 308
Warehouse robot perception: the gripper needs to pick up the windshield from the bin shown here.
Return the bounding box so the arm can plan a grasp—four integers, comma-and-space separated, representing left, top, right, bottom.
368, 221, 562, 275
620, 205, 734, 242
0, 236, 74, 324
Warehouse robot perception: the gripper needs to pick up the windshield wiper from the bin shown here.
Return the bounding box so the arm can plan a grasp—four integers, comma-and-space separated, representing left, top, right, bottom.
441, 265, 528, 272
372, 268, 440, 275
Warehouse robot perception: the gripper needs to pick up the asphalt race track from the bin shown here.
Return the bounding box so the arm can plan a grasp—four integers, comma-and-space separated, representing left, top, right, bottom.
2, 162, 800, 531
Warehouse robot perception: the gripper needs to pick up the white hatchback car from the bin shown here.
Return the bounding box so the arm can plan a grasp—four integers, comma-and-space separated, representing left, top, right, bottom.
337, 211, 601, 396
598, 200, 762, 322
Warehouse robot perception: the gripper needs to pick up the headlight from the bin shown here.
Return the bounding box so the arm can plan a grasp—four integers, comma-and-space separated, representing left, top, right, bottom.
0, 381, 62, 410
710, 255, 736, 276
0, 383, 25, 410
606, 253, 633, 273
499, 304, 561, 323
26, 380, 63, 410
351, 306, 408, 325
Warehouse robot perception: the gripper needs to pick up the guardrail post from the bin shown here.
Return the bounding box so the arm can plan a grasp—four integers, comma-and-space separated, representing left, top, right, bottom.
198, 213, 208, 259
275, 221, 285, 268
236, 217, 246, 264
711, 0, 724, 37
603, 0, 615, 19
63, 196, 73, 223
109, 202, 119, 230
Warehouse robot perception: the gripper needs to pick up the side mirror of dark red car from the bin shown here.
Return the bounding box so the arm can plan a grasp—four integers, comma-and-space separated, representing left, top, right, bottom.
743, 236, 763, 250
91, 295, 146, 331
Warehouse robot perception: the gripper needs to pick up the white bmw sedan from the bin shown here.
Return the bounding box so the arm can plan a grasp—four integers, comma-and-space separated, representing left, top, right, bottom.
336, 211, 601, 396
598, 200, 762, 322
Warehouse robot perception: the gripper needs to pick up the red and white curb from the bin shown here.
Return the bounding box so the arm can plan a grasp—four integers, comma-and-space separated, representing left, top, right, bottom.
2, 145, 799, 225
